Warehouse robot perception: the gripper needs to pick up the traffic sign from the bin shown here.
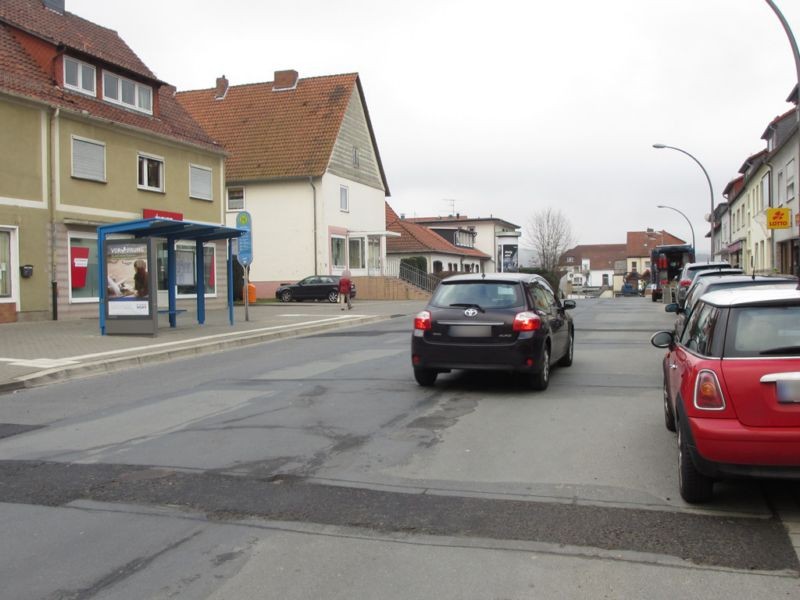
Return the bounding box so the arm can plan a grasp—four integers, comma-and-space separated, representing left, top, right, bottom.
236, 211, 253, 266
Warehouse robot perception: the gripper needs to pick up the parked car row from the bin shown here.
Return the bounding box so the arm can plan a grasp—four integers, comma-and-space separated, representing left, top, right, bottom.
651, 269, 800, 503
275, 275, 356, 303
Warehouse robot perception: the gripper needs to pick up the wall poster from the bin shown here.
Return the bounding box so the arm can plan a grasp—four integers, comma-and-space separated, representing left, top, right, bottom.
105, 241, 151, 317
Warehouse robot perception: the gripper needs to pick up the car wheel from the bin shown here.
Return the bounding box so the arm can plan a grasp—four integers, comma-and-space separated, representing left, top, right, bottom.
678, 420, 713, 503
530, 344, 550, 391
558, 330, 574, 367
663, 377, 676, 432
279, 290, 292, 302
414, 368, 437, 387
328, 290, 339, 303
651, 294, 657, 303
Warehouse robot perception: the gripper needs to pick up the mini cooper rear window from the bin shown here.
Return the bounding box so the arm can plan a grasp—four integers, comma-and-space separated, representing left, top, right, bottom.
727, 306, 800, 357
432, 282, 524, 309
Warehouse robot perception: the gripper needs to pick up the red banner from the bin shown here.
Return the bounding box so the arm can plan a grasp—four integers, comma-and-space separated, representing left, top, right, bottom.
143, 208, 183, 221
71, 246, 90, 288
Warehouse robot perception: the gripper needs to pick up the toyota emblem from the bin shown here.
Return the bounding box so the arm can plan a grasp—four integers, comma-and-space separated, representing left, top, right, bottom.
464, 308, 478, 317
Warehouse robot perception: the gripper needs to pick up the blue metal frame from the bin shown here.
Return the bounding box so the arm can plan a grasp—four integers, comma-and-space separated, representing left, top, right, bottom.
97, 218, 244, 335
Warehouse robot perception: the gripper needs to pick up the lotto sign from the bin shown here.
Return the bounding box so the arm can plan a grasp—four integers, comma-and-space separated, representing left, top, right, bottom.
767, 207, 792, 229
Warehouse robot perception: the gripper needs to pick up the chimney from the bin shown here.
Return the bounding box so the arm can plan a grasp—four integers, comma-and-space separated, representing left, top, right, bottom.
43, 0, 65, 14
273, 70, 299, 91
214, 75, 229, 100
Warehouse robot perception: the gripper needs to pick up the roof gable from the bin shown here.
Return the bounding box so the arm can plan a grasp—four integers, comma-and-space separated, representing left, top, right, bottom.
560, 244, 627, 269
385, 203, 489, 259
177, 72, 389, 190
627, 230, 685, 256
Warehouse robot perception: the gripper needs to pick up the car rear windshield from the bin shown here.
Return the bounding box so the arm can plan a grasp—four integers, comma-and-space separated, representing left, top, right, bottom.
431, 281, 525, 309
725, 305, 800, 357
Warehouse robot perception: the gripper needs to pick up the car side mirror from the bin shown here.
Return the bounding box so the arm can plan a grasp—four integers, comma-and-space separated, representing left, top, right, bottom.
562, 299, 576, 310
650, 330, 674, 348
664, 303, 680, 313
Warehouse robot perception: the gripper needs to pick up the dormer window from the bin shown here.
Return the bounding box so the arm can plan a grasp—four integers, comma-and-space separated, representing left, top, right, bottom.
63, 57, 96, 96
103, 71, 153, 114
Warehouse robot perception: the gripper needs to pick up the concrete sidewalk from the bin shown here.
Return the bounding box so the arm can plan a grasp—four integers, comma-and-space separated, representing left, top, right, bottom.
0, 300, 425, 393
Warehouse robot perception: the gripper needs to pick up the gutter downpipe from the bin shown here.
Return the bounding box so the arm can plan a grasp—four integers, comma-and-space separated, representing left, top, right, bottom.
50, 107, 60, 320
309, 177, 318, 276
765, 160, 777, 272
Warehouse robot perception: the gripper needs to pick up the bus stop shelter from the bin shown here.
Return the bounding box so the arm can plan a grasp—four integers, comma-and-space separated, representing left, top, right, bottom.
97, 218, 244, 335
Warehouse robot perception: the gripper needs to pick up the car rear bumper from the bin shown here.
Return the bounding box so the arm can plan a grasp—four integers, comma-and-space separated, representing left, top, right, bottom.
688, 416, 800, 477
411, 335, 543, 372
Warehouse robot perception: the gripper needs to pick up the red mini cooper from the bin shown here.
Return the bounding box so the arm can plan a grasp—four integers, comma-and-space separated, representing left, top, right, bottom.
651, 287, 800, 503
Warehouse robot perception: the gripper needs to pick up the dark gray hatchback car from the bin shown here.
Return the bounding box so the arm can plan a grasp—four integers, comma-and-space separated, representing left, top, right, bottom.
411, 273, 576, 389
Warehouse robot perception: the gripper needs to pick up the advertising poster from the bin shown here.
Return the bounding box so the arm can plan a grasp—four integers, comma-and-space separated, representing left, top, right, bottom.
106, 242, 150, 316
502, 244, 519, 272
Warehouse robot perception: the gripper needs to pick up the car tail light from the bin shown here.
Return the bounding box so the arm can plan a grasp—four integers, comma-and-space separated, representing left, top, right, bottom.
513, 312, 541, 332
660, 279, 669, 287
680, 279, 692, 288
414, 311, 432, 331
694, 370, 726, 410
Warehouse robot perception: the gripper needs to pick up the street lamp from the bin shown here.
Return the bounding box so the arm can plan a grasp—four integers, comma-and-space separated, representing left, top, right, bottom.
657, 204, 695, 251
652, 144, 714, 260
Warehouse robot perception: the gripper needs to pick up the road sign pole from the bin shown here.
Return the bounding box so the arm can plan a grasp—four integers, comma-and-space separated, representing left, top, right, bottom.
244, 266, 250, 322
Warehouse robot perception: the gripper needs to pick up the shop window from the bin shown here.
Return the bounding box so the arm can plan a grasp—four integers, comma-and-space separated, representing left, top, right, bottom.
156, 242, 216, 297
0, 230, 11, 297
68, 235, 100, 301
331, 237, 346, 268
349, 238, 364, 269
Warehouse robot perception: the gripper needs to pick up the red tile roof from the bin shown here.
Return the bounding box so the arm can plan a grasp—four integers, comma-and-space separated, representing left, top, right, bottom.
386, 203, 490, 259
406, 214, 521, 229
626, 230, 685, 256
0, 1, 220, 152
176, 73, 388, 186
559, 244, 627, 270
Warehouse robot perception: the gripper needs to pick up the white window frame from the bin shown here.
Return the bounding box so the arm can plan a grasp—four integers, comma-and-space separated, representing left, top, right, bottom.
349, 237, 365, 269
340, 185, 349, 212
331, 236, 346, 268
137, 153, 165, 192
71, 135, 106, 182
0, 226, 19, 305
174, 241, 218, 299
226, 187, 245, 211
102, 70, 153, 114
189, 164, 213, 201
63, 56, 96, 96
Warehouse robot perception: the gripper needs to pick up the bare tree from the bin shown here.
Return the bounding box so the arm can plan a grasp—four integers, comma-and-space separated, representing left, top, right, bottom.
523, 208, 575, 274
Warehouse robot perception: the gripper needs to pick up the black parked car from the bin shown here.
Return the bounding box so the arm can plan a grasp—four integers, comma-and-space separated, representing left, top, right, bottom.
411, 273, 576, 389
275, 275, 356, 303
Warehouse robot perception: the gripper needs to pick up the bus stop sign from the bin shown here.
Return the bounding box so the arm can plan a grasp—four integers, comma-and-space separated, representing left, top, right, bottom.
236, 211, 253, 266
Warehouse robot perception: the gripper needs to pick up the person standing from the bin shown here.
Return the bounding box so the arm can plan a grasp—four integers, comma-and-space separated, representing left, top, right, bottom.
338, 270, 352, 310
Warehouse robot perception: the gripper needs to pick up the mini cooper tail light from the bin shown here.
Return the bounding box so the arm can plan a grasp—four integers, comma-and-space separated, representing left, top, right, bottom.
414, 310, 432, 331
513, 312, 541, 332
694, 370, 726, 410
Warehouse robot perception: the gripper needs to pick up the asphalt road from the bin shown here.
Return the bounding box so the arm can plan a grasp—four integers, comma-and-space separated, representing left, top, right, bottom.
1, 297, 799, 599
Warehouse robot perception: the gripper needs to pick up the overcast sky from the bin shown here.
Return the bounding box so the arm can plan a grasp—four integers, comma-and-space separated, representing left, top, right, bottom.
70, 0, 800, 250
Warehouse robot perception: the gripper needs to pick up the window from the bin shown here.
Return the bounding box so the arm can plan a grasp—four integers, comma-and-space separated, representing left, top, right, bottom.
0, 230, 11, 298
227, 187, 244, 211
138, 154, 164, 192
349, 238, 364, 269
778, 171, 785, 205
189, 165, 213, 201
68, 235, 100, 301
787, 159, 795, 202
71, 137, 105, 182
331, 237, 346, 268
566, 256, 574, 263
103, 71, 153, 114
681, 303, 719, 356
64, 57, 95, 95
340, 185, 349, 212
632, 261, 637, 272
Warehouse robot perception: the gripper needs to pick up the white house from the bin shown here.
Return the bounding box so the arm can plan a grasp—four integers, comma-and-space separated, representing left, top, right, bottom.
177, 70, 393, 297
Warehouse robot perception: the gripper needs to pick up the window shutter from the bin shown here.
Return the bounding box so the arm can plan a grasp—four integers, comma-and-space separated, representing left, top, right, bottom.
72, 139, 105, 181
190, 166, 213, 200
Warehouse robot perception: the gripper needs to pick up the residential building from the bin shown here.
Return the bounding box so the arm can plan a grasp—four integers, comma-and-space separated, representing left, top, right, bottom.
385, 204, 489, 275
722, 175, 745, 266
177, 71, 392, 298
558, 244, 626, 289
404, 215, 521, 273
728, 150, 770, 272
0, 0, 226, 323
627, 230, 685, 277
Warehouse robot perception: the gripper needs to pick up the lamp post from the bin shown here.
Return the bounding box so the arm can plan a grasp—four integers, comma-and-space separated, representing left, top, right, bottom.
652, 144, 715, 261
657, 204, 696, 251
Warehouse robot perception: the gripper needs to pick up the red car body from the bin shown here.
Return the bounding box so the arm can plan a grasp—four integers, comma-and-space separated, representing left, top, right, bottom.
652, 287, 800, 502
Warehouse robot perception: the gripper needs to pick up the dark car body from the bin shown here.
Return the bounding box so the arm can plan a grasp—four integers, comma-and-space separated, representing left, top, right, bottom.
275, 275, 356, 303
411, 273, 576, 390
652, 287, 800, 503
675, 261, 732, 305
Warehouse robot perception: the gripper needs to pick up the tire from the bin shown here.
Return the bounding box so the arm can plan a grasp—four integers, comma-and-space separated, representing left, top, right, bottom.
678, 420, 713, 503
651, 293, 657, 303
530, 344, 550, 391
663, 377, 676, 432
558, 330, 574, 367
279, 290, 292, 302
414, 368, 437, 387
328, 290, 339, 303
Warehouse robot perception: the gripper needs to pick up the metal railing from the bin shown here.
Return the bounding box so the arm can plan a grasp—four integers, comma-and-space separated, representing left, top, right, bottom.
385, 261, 440, 293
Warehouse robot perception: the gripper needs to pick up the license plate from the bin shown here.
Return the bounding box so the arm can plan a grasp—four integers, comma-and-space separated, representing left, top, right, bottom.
449, 325, 491, 338
776, 380, 800, 404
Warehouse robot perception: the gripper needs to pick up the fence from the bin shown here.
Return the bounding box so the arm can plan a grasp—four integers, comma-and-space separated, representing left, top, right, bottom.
385, 261, 440, 293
